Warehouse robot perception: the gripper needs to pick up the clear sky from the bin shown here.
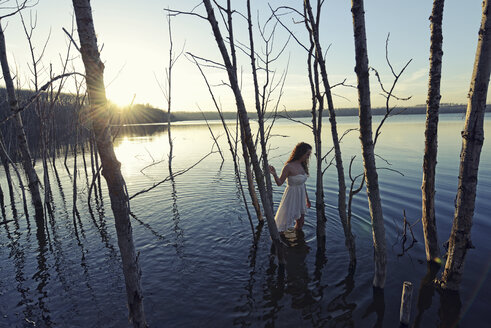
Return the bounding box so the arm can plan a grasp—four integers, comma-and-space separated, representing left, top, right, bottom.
0, 0, 486, 111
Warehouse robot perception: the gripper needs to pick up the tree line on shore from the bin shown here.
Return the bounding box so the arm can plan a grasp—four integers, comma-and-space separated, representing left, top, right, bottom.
2, 88, 478, 127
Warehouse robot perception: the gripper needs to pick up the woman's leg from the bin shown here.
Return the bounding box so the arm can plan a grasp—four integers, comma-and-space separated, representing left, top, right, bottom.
298, 214, 305, 229
294, 215, 305, 230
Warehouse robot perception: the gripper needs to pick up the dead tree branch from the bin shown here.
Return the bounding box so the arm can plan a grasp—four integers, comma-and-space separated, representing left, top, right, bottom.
129, 151, 215, 200
164, 4, 207, 20
199, 106, 224, 162
397, 210, 418, 257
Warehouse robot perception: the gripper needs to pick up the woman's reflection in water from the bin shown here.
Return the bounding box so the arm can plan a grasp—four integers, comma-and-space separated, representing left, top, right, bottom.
266, 230, 361, 327
282, 230, 314, 311
264, 230, 313, 326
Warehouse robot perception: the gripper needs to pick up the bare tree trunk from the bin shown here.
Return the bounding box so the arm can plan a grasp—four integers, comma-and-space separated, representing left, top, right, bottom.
246, 0, 273, 212
73, 122, 79, 217
64, 141, 70, 174
305, 24, 327, 253
20, 7, 56, 220
93, 135, 102, 195
422, 0, 445, 264
230, 0, 264, 223
42, 142, 53, 218
51, 110, 57, 167
0, 181, 4, 218
351, 0, 387, 288
304, 0, 355, 263
0, 20, 43, 220
0, 134, 28, 217
202, 0, 283, 261
0, 133, 15, 206
236, 134, 256, 234
89, 134, 97, 197
221, 0, 262, 223
440, 0, 491, 291
241, 127, 263, 222
81, 138, 89, 186
41, 101, 53, 217
166, 15, 174, 171
72, 1, 147, 326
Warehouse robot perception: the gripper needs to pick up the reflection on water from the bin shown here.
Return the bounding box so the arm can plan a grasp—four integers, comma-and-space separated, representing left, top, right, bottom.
326, 268, 357, 327
0, 114, 489, 327
280, 231, 313, 313
414, 261, 441, 327
437, 290, 461, 328
362, 287, 385, 328
170, 176, 185, 259
34, 223, 52, 327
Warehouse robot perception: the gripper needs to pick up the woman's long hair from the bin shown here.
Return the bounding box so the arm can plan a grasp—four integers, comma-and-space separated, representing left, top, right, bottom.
286, 142, 312, 174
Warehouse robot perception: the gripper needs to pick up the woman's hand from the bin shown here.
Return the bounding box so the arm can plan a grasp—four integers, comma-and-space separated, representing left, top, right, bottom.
270, 164, 286, 186
306, 199, 311, 208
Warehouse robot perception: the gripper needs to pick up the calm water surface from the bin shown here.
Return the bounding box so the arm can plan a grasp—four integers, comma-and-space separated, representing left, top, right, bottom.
0, 113, 490, 327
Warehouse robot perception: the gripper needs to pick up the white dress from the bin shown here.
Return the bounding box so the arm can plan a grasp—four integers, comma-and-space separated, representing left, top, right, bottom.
274, 173, 308, 231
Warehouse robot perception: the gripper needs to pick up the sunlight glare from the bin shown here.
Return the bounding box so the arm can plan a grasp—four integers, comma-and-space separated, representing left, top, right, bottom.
106, 85, 137, 108
114, 135, 169, 178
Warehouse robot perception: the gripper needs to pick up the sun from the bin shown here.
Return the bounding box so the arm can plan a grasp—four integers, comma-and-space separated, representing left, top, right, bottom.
106, 86, 137, 108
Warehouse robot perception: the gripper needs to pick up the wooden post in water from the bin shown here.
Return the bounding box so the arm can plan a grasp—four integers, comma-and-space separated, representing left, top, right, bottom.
400, 281, 413, 326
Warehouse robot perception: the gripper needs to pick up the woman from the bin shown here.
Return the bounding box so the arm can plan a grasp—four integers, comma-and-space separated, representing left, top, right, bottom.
269, 142, 312, 233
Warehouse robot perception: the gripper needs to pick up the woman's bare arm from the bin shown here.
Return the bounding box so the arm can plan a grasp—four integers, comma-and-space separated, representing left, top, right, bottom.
269, 164, 289, 186
305, 185, 311, 208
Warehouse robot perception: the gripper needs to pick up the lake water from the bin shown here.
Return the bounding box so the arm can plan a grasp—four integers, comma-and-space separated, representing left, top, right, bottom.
0, 113, 490, 327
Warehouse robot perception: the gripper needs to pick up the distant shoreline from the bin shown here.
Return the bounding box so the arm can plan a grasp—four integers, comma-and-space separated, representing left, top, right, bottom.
1, 88, 485, 125
171, 104, 479, 122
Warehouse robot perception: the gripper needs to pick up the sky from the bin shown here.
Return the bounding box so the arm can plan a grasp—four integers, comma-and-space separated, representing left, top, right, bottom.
0, 0, 486, 112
